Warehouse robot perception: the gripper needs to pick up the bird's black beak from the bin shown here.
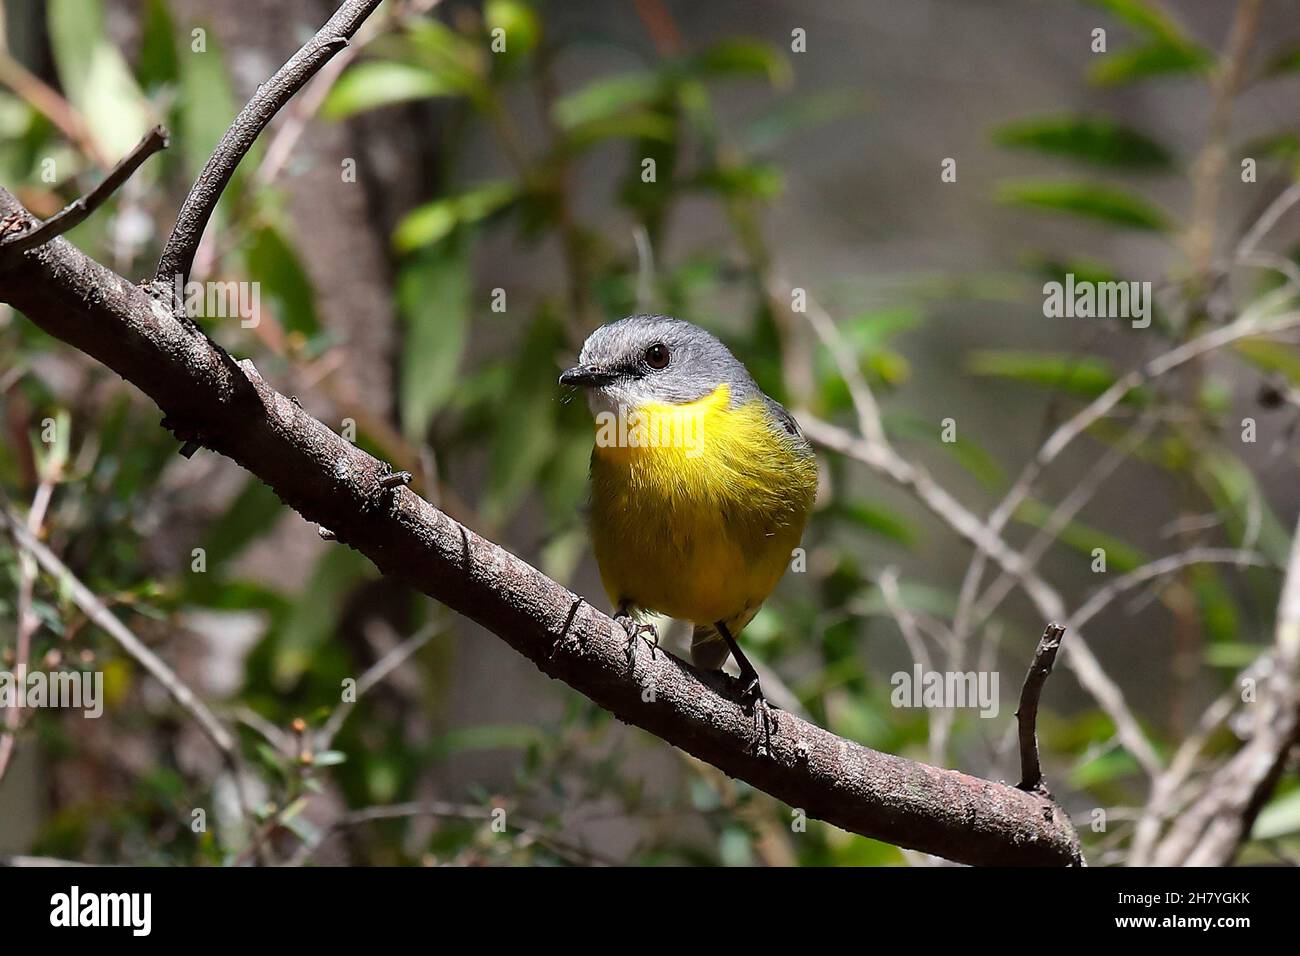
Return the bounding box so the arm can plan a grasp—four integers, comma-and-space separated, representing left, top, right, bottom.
559, 365, 616, 388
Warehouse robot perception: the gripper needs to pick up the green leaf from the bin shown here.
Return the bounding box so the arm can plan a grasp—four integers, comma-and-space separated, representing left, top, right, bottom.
392, 18, 488, 104
47, 0, 152, 159
742, 88, 872, 153
684, 38, 791, 87
1015, 499, 1149, 572
322, 61, 458, 119
1195, 450, 1292, 565
830, 501, 916, 547
274, 547, 372, 688
557, 112, 677, 154
992, 114, 1172, 170
1264, 44, 1300, 78
485, 0, 541, 62
197, 478, 284, 572
1089, 41, 1212, 86
397, 243, 470, 442
887, 414, 1005, 490
138, 0, 180, 92
393, 181, 519, 253
1252, 788, 1300, 840
244, 224, 319, 337
967, 350, 1122, 399
692, 162, 783, 200
552, 71, 664, 130
177, 23, 240, 180
1234, 339, 1300, 385
1085, 0, 1198, 47
997, 178, 1170, 231
1239, 131, 1300, 163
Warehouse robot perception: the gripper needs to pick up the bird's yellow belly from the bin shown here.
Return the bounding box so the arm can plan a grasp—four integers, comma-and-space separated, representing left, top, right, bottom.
593, 504, 794, 626
586, 391, 815, 632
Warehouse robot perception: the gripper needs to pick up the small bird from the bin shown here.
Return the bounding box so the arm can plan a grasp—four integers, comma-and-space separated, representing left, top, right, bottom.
560, 314, 818, 722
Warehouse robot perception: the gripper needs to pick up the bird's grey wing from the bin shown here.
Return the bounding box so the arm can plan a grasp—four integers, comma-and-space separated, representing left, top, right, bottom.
763, 395, 808, 442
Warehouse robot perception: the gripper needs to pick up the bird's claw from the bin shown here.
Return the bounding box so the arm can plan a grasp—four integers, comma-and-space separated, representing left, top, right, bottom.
738, 675, 777, 755
613, 614, 658, 667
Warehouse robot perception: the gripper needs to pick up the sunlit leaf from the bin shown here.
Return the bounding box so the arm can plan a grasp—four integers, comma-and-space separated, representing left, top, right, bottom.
47, 0, 152, 159
485, 0, 541, 63
322, 60, 459, 119
393, 181, 519, 252
1252, 789, 1300, 840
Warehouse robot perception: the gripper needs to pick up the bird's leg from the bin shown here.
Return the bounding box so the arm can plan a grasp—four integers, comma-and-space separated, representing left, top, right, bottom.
715, 621, 777, 753
613, 602, 658, 666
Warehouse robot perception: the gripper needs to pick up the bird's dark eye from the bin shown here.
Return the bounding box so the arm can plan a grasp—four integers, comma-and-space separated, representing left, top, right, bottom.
645, 343, 670, 369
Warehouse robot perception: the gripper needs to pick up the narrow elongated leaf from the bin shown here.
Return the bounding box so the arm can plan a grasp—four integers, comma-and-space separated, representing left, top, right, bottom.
1252, 789, 1300, 840
1089, 41, 1211, 86
322, 61, 458, 119
245, 225, 319, 337
553, 72, 663, 129
48, 0, 152, 159
993, 114, 1172, 170
397, 243, 470, 441
967, 351, 1122, 399
997, 179, 1170, 231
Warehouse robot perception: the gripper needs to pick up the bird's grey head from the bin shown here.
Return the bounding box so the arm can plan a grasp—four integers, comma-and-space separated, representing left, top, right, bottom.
559, 314, 757, 416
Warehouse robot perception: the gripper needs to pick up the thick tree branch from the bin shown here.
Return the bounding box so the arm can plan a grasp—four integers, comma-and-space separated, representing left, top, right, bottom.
153, 0, 385, 287
0, 188, 1081, 865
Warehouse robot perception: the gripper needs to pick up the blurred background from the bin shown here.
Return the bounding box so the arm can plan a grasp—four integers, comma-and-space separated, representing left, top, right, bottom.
2, 0, 1299, 865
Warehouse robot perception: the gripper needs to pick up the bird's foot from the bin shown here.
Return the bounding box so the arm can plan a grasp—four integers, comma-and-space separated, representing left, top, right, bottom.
613, 613, 659, 667
738, 673, 778, 756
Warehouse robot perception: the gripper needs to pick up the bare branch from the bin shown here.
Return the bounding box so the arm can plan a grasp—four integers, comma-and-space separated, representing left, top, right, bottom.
0, 126, 167, 259
1067, 548, 1272, 632
1151, 516, 1300, 865
0, 502, 235, 756
0, 187, 1082, 865
1016, 624, 1066, 794
154, 0, 385, 287
799, 411, 1164, 778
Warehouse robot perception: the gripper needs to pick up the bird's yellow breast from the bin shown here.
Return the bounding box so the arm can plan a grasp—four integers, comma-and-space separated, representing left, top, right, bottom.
587, 384, 816, 631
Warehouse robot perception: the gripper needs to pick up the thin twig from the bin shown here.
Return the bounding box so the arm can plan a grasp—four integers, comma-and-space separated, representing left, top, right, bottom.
0, 126, 167, 258
316, 622, 437, 751
1016, 624, 1066, 793
1067, 548, 1271, 632
155, 0, 385, 287
0, 502, 234, 753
